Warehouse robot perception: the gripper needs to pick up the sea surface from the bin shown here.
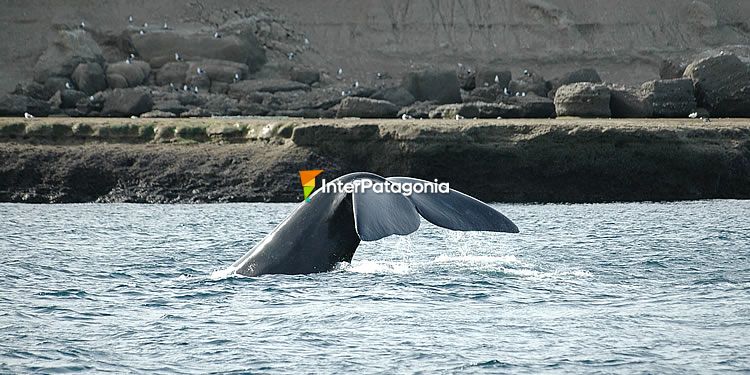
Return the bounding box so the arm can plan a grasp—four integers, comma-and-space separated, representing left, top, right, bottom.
0, 201, 748, 374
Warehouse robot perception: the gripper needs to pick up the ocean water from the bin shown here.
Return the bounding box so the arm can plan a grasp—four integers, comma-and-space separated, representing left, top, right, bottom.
0, 201, 748, 374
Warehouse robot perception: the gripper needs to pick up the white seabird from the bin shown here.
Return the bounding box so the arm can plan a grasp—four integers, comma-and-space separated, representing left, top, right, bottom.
689, 112, 698, 119
521, 92, 526, 97
89, 95, 95, 101
214, 32, 221, 38
139, 30, 145, 35
197, 67, 205, 75
183, 84, 188, 91
304, 37, 310, 45
193, 86, 199, 94
80, 21, 86, 29
523, 69, 529, 76
128, 15, 133, 23
143, 22, 148, 28
401, 113, 413, 120
337, 67, 343, 76
353, 81, 359, 88
65, 82, 72, 89
126, 57, 132, 64
24, 112, 34, 119
503, 87, 510, 96
455, 114, 464, 120
175, 52, 181, 61
494, 75, 500, 84
233, 73, 240, 82
163, 22, 168, 30
287, 52, 295, 60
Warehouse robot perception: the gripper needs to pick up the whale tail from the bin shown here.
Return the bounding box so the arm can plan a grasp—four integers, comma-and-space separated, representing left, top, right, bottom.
352, 176, 518, 241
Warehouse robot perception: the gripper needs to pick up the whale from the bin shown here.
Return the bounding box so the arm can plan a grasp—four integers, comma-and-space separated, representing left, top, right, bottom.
230, 172, 518, 276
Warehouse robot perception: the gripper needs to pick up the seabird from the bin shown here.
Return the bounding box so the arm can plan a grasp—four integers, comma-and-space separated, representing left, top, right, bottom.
163, 22, 168, 30
521, 92, 526, 97
523, 69, 530, 76
193, 86, 199, 94
214, 32, 221, 38
143, 22, 148, 28
503, 87, 509, 96
484, 82, 489, 87
139, 30, 145, 35
65, 82, 72, 89
183, 84, 188, 91
169, 83, 175, 90
89, 95, 95, 101
401, 113, 413, 120
376, 72, 383, 79
353, 81, 359, 88
341, 90, 347, 96
515, 92, 520, 97
233, 73, 240, 82
126, 57, 132, 64
197, 67, 205, 75
175, 52, 182, 61
337, 67, 343, 76
689, 112, 698, 119
24, 112, 34, 119
457, 63, 463, 68
129, 53, 136, 59
494, 75, 500, 84
80, 21, 86, 29
455, 114, 464, 120
287, 52, 295, 60
128, 15, 133, 23
304, 37, 310, 45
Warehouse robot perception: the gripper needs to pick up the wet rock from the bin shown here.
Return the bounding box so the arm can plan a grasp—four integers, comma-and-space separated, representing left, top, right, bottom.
41, 77, 73, 101
509, 70, 549, 97
370, 86, 416, 107
684, 53, 750, 117
228, 79, 310, 98
33, 29, 104, 84
401, 70, 462, 104
504, 94, 556, 118
429, 102, 523, 119
12, 81, 47, 100
337, 97, 399, 118
106, 60, 150, 88
397, 101, 437, 119
203, 95, 242, 116
154, 99, 188, 115
71, 63, 106, 95
289, 69, 320, 85
180, 107, 211, 118
640, 78, 696, 117
475, 69, 511, 89
549, 68, 601, 98
141, 110, 176, 118
456, 66, 476, 91
210, 81, 229, 95
554, 82, 611, 117
155, 62, 189, 86
102, 88, 153, 116
609, 85, 653, 118
464, 85, 505, 103
131, 30, 265, 70
54, 89, 87, 109
0, 94, 51, 116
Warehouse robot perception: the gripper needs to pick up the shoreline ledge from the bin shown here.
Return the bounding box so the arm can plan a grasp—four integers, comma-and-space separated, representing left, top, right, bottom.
1, 117, 749, 203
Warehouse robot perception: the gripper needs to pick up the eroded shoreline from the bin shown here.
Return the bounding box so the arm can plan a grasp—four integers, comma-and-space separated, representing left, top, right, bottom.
1, 117, 749, 203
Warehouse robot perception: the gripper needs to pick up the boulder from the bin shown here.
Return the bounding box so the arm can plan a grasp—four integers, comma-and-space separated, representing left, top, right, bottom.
180, 107, 211, 118
464, 85, 505, 103
131, 30, 265, 70
106, 60, 151, 88
203, 95, 242, 116
71, 62, 106, 95
11, 81, 47, 100
188, 59, 249, 83
0, 94, 51, 116
101, 88, 153, 116
33, 29, 104, 84
401, 70, 462, 104
57, 89, 87, 109
475, 69, 512, 89
609, 85, 653, 118
210, 81, 229, 95
456, 65, 476, 91
155, 62, 189, 86
640, 78, 696, 117
509, 70, 549, 97
154, 99, 188, 115
289, 69, 320, 85
659, 59, 687, 80
554, 83, 611, 117
140, 110, 176, 118
370, 86, 416, 107
504, 94, 556, 118
336, 97, 399, 118
549, 68, 601, 98
429, 102, 523, 119
397, 101, 437, 119
683, 53, 750, 117
228, 79, 310, 98
41, 77, 73, 100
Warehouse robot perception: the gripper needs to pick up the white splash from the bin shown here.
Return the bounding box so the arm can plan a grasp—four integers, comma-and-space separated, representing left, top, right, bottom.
337, 260, 411, 275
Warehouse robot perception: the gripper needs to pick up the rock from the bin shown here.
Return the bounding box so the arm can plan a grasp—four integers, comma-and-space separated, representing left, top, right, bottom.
33, 29, 104, 84
659, 59, 687, 80
210, 81, 229, 95
186, 74, 211, 91
12, 81, 47, 100
457, 66, 476, 91
0, 94, 51, 116
429, 102, 523, 119
401, 70, 462, 104
180, 107, 210, 118
58, 89, 87, 109
131, 30, 265, 70
106, 60, 150, 88
228, 79, 310, 98
504, 94, 556, 118
397, 101, 437, 119
203, 95, 242, 116
684, 53, 750, 117
609, 85, 653, 118
475, 69, 511, 89
41, 77, 73, 101
509, 70, 549, 97
155, 62, 189, 86
464, 85, 505, 103
336, 97, 399, 118
102, 88, 153, 116
640, 78, 696, 117
685, 0, 718, 30
549, 68, 601, 98
141, 110, 176, 118
188, 59, 249, 83
71, 63, 106, 95
554, 83, 611, 117
370, 86, 416, 107
154, 99, 188, 115
289, 69, 320, 85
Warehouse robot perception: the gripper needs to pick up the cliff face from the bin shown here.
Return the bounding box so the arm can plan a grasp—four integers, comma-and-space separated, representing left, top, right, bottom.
2, 0, 749, 93
1, 118, 749, 203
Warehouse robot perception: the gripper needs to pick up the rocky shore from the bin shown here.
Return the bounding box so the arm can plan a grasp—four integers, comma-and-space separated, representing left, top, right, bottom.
1, 118, 749, 203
